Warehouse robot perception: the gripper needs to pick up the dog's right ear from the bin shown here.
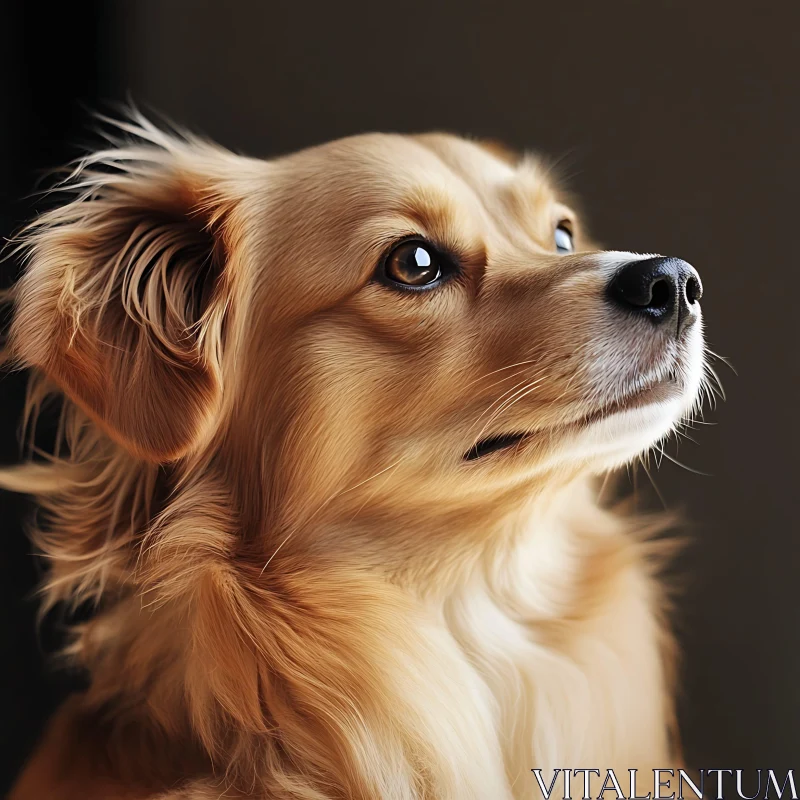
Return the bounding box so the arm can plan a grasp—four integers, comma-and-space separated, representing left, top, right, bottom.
9, 116, 255, 463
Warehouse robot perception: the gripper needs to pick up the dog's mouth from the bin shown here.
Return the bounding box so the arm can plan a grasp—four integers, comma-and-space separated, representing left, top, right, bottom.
463, 370, 682, 462
464, 432, 528, 461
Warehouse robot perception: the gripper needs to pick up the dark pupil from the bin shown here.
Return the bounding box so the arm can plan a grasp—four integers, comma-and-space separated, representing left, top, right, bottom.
389, 243, 440, 285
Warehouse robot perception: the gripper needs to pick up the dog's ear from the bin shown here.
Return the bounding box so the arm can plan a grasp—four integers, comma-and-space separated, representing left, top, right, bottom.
10, 117, 249, 462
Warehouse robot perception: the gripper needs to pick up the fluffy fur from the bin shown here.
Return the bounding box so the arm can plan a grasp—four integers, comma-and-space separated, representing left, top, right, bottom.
2, 114, 710, 799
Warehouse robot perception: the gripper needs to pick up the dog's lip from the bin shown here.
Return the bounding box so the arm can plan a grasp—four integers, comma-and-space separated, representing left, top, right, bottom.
573, 374, 680, 428
463, 432, 529, 461
463, 375, 680, 462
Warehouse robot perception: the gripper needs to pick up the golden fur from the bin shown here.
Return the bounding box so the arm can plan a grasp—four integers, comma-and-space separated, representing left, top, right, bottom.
2, 114, 708, 799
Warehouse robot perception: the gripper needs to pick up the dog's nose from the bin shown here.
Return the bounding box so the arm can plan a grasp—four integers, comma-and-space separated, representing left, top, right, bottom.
608, 256, 702, 332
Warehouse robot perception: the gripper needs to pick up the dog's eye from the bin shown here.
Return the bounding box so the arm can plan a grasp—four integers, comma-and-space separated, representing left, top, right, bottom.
555, 223, 574, 254
383, 240, 443, 287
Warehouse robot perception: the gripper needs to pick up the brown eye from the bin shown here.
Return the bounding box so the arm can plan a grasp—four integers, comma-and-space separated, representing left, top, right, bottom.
383, 240, 443, 287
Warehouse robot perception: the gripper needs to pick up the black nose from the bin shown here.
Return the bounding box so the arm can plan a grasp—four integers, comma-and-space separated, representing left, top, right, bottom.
608, 256, 703, 332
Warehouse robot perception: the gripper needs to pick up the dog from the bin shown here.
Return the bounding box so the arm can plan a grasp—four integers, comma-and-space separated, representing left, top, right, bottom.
2, 114, 708, 799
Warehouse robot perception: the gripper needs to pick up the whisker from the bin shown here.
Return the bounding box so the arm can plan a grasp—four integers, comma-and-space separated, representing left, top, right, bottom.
704, 362, 727, 401
477, 368, 538, 395
467, 368, 548, 438
461, 358, 541, 390
597, 470, 613, 505
639, 455, 668, 510
698, 374, 716, 411
705, 347, 737, 375
654, 446, 712, 477
260, 530, 295, 575
347, 458, 405, 522
467, 376, 534, 435
486, 379, 547, 428
470, 375, 546, 447
259, 456, 407, 575
337, 457, 407, 497
672, 426, 699, 446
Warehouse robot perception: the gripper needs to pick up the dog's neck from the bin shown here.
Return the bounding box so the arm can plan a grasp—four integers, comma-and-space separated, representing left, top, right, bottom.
245, 466, 607, 603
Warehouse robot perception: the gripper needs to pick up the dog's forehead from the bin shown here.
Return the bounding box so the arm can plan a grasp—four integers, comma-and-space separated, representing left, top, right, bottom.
282, 132, 551, 201
413, 133, 519, 186
264, 133, 563, 257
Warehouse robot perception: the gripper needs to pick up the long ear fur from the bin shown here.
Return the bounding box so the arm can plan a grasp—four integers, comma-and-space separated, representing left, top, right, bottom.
7, 114, 245, 462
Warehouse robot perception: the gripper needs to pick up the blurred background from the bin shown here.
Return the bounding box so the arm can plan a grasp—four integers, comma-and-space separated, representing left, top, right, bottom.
2, 0, 798, 791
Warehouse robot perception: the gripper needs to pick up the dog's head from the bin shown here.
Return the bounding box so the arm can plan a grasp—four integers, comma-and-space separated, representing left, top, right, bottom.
10, 118, 706, 528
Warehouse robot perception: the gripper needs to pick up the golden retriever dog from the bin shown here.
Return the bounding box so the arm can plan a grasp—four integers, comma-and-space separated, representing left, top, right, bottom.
2, 114, 708, 799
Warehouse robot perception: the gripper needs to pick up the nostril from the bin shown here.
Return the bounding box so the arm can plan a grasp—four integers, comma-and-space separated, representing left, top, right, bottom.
649, 278, 672, 310
686, 276, 702, 304
608, 256, 698, 326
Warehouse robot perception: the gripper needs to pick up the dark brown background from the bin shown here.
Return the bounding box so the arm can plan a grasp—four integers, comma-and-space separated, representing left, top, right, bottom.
2, 0, 798, 790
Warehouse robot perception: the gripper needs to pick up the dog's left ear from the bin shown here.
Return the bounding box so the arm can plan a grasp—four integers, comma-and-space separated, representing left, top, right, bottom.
10, 118, 252, 462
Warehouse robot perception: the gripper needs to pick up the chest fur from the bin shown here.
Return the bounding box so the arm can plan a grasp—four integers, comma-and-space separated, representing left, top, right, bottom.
439, 521, 674, 798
